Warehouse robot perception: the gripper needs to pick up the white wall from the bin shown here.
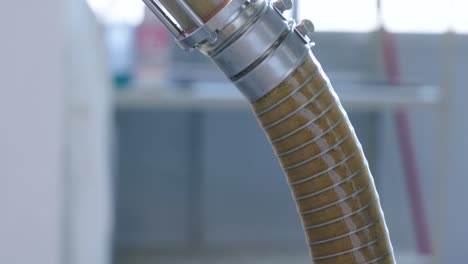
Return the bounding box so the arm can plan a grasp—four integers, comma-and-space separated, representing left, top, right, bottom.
0, 0, 65, 263
63, 1, 113, 264
442, 35, 468, 264
0, 1, 113, 264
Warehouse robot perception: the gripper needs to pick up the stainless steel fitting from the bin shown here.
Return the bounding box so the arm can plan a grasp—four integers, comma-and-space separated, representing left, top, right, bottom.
296, 19, 315, 43
272, 0, 292, 13
142, 0, 315, 101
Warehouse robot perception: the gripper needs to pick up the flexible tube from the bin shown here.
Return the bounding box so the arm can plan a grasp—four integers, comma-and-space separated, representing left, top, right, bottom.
252, 53, 395, 263
143, 1, 396, 262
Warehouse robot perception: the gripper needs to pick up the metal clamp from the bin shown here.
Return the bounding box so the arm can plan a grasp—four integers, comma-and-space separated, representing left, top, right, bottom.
142, 0, 317, 102
295, 19, 315, 44
141, 0, 184, 37
211, 2, 290, 77
176, 0, 250, 50
272, 0, 292, 13
143, 0, 253, 50
233, 28, 310, 101
143, 0, 316, 49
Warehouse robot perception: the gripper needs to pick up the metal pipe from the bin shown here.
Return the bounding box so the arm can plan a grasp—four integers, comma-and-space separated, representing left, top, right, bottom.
176, 0, 205, 27
141, 0, 183, 37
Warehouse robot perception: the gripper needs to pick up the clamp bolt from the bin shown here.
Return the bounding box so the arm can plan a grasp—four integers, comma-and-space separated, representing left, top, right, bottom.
296, 19, 315, 39
273, 0, 292, 13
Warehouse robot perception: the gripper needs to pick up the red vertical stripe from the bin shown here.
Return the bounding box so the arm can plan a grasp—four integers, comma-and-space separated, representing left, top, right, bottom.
382, 31, 433, 255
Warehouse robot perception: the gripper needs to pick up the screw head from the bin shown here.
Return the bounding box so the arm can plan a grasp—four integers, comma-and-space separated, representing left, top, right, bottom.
296, 19, 315, 39
273, 0, 293, 13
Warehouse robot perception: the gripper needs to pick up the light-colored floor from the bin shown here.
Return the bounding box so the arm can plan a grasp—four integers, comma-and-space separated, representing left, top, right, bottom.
116, 249, 430, 264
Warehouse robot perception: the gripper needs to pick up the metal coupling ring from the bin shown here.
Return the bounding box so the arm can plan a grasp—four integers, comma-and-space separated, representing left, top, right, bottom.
176, 0, 251, 50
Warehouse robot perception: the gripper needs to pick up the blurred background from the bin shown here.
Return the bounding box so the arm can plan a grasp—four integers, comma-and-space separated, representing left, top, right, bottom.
1, 0, 467, 263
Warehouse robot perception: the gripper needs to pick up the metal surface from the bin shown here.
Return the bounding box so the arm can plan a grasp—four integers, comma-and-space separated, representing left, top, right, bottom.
141, 0, 183, 37
176, 0, 205, 27
233, 30, 309, 101
296, 19, 315, 42
143, 0, 252, 50
199, 0, 268, 56
272, 0, 292, 13
211, 4, 291, 77
176, 0, 250, 50
174, 0, 217, 50
142, 0, 315, 101
204, 0, 250, 31
177, 28, 216, 51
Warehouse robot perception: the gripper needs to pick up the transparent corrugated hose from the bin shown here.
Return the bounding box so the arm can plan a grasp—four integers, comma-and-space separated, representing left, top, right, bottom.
153, 1, 395, 263
252, 53, 395, 263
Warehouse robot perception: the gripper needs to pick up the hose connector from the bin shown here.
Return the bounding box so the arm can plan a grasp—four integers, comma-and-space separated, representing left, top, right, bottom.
142, 0, 253, 50
272, 0, 292, 13
142, 0, 316, 101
